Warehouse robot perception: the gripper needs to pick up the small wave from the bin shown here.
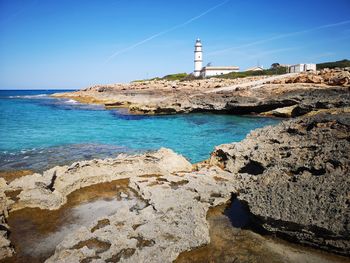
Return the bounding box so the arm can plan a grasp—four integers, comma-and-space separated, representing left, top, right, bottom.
20, 148, 36, 154
0, 144, 134, 172
64, 99, 79, 104
8, 94, 48, 99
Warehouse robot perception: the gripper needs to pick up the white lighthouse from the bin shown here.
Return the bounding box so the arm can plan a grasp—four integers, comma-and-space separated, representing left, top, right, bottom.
194, 38, 203, 77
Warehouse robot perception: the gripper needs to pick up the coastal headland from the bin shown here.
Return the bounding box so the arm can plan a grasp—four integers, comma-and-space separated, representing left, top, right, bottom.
1, 69, 350, 262
52, 68, 350, 117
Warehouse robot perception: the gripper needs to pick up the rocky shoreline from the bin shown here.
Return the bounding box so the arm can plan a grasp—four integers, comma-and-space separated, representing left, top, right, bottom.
210, 111, 350, 255
1, 110, 349, 262
52, 69, 350, 117
1, 71, 349, 262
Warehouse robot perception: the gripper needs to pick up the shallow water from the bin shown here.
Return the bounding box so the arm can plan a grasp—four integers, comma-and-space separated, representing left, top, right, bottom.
4, 179, 146, 263
1, 90, 347, 263
175, 202, 350, 263
5, 187, 349, 263
0, 143, 133, 171
0, 90, 279, 170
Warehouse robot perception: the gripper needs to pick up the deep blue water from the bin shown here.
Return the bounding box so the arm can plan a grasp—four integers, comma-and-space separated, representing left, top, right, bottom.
0, 90, 279, 171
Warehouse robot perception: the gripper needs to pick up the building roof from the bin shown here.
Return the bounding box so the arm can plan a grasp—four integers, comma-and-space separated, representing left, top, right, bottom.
201, 66, 239, 71
195, 38, 202, 47
289, 63, 316, 67
245, 66, 264, 71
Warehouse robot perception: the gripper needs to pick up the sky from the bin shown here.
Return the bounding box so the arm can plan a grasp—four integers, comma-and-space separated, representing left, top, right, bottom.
0, 0, 349, 89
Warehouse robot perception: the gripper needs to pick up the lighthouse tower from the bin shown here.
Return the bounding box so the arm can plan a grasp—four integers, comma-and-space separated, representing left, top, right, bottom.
194, 38, 203, 77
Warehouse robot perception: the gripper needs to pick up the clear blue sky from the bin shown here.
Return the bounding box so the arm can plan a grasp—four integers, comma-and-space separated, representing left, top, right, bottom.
1, 0, 349, 89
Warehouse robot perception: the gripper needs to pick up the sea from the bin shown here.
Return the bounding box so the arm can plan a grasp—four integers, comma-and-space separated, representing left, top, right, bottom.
0, 89, 279, 172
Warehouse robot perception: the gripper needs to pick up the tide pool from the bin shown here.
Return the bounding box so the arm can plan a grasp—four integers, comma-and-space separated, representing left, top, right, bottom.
0, 90, 279, 170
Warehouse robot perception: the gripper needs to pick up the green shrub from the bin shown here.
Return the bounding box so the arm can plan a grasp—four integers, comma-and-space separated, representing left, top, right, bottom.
316, 59, 350, 70
162, 73, 188, 81
132, 73, 189, 82
215, 67, 287, 79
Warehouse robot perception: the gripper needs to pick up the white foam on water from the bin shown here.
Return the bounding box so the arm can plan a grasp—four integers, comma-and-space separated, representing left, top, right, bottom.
64, 99, 79, 104
8, 94, 48, 99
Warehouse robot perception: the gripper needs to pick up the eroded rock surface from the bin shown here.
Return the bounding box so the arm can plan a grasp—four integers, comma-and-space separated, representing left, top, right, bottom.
0, 148, 192, 261
0, 179, 14, 260
6, 148, 191, 211
268, 68, 350, 86
210, 112, 350, 255
45, 166, 235, 263
52, 71, 350, 117
1, 148, 237, 262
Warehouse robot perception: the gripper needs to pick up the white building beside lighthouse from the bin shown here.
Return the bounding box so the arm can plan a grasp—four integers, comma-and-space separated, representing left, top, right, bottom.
193, 38, 239, 78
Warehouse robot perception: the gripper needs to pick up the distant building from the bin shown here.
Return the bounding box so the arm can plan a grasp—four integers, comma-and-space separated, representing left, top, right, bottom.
288, 63, 316, 73
193, 39, 239, 78
279, 64, 291, 68
245, 66, 264, 72
200, 66, 239, 77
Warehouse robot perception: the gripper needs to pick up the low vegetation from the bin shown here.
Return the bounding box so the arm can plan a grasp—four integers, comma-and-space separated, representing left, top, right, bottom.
215, 67, 287, 79
132, 59, 349, 82
316, 59, 350, 70
133, 73, 189, 82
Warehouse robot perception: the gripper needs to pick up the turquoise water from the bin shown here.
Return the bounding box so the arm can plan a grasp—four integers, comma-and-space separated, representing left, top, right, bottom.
0, 90, 279, 171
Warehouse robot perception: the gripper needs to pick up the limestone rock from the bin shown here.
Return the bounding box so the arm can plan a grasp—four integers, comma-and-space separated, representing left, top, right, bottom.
7, 148, 192, 211
270, 69, 350, 86
51, 70, 350, 117
0, 182, 15, 260
210, 112, 350, 255
260, 105, 298, 118
45, 166, 236, 263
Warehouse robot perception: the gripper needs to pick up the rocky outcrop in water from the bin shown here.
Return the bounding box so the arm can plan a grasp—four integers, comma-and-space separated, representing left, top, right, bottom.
0, 149, 193, 261
52, 71, 350, 117
210, 111, 350, 255
2, 149, 239, 262
129, 85, 349, 116
5, 148, 191, 211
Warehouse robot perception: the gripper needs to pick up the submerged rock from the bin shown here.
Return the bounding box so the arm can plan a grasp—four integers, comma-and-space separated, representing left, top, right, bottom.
210, 112, 350, 255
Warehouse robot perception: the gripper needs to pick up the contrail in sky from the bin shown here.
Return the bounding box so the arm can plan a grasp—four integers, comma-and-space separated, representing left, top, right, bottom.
207, 19, 350, 56
105, 0, 230, 63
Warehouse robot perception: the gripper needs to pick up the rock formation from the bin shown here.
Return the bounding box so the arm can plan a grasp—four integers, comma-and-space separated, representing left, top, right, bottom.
210, 111, 350, 255
52, 70, 350, 117
0, 179, 15, 259
5, 148, 192, 211
45, 166, 236, 263
1, 149, 237, 262
268, 68, 350, 86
